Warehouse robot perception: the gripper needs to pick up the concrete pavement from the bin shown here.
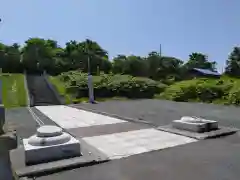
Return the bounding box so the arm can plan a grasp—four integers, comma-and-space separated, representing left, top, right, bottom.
5, 100, 240, 180
36, 132, 240, 180
35, 105, 197, 160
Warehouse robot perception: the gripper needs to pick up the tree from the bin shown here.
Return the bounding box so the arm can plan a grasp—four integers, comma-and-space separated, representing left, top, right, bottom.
225, 47, 240, 77
184, 52, 216, 71
0, 43, 22, 73
22, 38, 64, 74
145, 52, 183, 80
146, 51, 161, 79
157, 56, 183, 80
112, 55, 148, 77
112, 55, 127, 74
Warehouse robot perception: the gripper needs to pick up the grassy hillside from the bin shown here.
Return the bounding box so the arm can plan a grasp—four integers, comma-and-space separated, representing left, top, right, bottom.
159, 76, 240, 105
49, 71, 166, 104
1, 74, 27, 108
49, 71, 240, 106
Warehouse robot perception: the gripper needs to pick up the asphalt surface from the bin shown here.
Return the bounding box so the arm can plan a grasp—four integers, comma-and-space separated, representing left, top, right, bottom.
1, 107, 38, 180
37, 133, 240, 180
74, 99, 240, 128
5, 107, 56, 140
5, 100, 240, 180
1, 107, 57, 180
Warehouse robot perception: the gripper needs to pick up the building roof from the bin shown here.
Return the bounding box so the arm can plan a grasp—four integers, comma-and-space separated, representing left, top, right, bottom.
193, 68, 221, 76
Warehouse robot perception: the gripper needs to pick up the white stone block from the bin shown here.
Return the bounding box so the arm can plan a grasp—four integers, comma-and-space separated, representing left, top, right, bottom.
35, 105, 126, 129
23, 135, 81, 165
83, 128, 197, 160
173, 116, 218, 133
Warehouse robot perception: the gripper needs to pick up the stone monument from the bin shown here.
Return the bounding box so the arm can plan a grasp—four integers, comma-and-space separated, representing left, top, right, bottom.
173, 116, 218, 133
23, 125, 81, 165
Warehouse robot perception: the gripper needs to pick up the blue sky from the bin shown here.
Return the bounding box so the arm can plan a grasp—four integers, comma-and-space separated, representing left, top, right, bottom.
1, 0, 240, 71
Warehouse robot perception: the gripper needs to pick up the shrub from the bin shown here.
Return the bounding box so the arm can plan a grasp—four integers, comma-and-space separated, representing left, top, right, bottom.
228, 87, 240, 105
62, 72, 161, 99
227, 81, 240, 105
162, 78, 233, 103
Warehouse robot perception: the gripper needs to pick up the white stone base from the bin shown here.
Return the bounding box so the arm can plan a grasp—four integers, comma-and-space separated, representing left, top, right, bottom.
23, 135, 81, 164
173, 116, 218, 133
83, 128, 197, 160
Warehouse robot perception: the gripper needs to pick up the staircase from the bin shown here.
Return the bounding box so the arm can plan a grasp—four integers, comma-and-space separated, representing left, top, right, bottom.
26, 75, 61, 106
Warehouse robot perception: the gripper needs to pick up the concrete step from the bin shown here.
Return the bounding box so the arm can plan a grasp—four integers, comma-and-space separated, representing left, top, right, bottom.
26, 75, 61, 106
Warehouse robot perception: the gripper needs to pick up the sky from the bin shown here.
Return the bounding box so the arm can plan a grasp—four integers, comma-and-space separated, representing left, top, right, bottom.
1, 0, 240, 72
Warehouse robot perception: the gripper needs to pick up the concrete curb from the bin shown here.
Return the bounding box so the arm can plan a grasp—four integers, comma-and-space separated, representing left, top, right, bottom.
23, 73, 30, 106
16, 156, 108, 178
70, 104, 157, 127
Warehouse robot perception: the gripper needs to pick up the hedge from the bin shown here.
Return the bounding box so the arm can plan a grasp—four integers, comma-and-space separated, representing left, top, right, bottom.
58, 71, 166, 99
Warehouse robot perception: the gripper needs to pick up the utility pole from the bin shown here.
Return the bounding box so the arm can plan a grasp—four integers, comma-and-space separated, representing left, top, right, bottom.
86, 43, 95, 104
159, 44, 162, 57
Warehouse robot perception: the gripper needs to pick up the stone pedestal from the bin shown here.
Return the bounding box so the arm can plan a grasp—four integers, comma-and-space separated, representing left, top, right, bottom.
23, 126, 81, 165
173, 116, 218, 133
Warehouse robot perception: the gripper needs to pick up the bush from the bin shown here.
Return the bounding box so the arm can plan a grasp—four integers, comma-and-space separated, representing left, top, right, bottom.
59, 71, 162, 99
227, 81, 240, 105
162, 78, 233, 103
228, 87, 240, 105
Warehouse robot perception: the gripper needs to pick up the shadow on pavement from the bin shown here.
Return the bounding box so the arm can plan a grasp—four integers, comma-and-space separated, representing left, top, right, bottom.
0, 134, 17, 180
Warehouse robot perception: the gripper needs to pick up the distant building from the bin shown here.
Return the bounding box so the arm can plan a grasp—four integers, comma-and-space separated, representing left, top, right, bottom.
187, 68, 221, 79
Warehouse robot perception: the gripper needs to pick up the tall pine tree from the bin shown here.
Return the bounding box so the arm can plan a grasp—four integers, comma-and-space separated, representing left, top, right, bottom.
225, 47, 240, 77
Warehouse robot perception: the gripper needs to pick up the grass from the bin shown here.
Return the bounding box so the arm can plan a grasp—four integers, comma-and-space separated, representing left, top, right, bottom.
48, 76, 72, 104
1, 73, 27, 108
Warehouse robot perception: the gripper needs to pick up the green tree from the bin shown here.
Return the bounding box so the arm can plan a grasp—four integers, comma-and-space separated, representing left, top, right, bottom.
0, 43, 22, 73
112, 55, 127, 74
157, 56, 183, 80
184, 52, 216, 71
146, 52, 183, 80
112, 55, 148, 77
146, 51, 161, 79
225, 47, 240, 77
22, 38, 62, 74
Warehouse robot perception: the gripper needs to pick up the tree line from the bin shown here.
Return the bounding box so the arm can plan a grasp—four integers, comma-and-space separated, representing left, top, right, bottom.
0, 38, 239, 79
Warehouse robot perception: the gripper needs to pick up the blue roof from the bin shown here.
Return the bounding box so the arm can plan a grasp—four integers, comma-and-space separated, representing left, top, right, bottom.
193, 68, 221, 76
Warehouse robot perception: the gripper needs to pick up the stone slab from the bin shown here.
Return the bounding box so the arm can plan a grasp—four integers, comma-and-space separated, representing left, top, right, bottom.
173, 117, 218, 133
23, 135, 81, 165
82, 128, 197, 160
35, 105, 126, 129
157, 125, 239, 140
69, 104, 156, 126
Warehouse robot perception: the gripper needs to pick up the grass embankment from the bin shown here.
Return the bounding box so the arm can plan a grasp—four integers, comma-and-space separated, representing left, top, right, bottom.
49, 71, 165, 104
159, 76, 240, 105
1, 73, 27, 108
49, 71, 240, 106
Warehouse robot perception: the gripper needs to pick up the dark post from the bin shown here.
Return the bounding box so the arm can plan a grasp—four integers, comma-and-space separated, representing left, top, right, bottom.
0, 80, 5, 134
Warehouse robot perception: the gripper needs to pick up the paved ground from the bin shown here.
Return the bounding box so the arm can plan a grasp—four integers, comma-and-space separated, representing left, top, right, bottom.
73, 99, 240, 128
4, 100, 240, 180
35, 105, 196, 160
36, 132, 240, 180
1, 107, 56, 180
